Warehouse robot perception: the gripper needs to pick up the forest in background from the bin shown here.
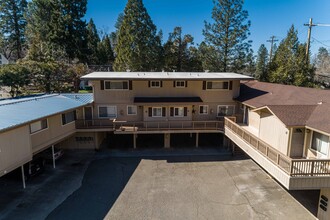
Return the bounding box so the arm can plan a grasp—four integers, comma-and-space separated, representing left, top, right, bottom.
0, 0, 329, 97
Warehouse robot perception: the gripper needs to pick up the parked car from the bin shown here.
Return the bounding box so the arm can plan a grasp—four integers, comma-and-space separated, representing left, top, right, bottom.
24, 157, 45, 180
5, 157, 46, 181
39, 148, 64, 161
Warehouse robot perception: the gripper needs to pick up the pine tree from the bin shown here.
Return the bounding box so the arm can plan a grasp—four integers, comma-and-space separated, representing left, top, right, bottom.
163, 27, 195, 72
203, 0, 251, 72
59, 0, 88, 62
113, 0, 162, 71
0, 0, 27, 60
26, 0, 67, 62
86, 18, 100, 64
97, 35, 115, 65
255, 44, 268, 81
270, 25, 314, 86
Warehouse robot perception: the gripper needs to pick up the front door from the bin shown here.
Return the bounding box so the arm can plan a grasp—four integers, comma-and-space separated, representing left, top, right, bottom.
84, 107, 93, 120
290, 128, 305, 157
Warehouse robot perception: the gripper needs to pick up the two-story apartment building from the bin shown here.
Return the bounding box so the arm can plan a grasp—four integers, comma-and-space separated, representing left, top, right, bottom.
224, 81, 330, 220
78, 72, 252, 148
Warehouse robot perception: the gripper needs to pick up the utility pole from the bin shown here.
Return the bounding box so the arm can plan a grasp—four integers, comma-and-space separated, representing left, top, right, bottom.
304, 18, 316, 61
304, 18, 330, 63
267, 36, 278, 61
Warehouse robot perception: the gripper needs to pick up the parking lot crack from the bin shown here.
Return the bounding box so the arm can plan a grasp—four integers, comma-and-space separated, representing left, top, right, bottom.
222, 164, 270, 219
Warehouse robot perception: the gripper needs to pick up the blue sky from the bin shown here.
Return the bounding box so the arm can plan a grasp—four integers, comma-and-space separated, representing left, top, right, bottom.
86, 0, 330, 57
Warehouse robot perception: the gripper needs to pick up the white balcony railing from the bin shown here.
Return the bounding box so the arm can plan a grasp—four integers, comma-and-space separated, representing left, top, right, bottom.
76, 119, 226, 132
225, 117, 330, 177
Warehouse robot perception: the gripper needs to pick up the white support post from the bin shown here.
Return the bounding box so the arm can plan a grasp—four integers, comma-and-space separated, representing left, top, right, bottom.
21, 165, 26, 189
52, 145, 56, 169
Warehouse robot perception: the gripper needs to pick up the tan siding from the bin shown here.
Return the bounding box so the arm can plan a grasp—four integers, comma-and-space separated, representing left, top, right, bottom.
0, 126, 32, 177
30, 114, 76, 153
259, 112, 289, 155
92, 80, 239, 121
318, 189, 330, 220
248, 110, 260, 130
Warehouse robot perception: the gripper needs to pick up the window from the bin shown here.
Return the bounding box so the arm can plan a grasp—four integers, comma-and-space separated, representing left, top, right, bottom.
62, 111, 76, 125
99, 106, 117, 118
30, 119, 48, 134
174, 107, 185, 117
311, 132, 329, 155
170, 107, 188, 117
175, 81, 186, 88
217, 105, 235, 117
127, 105, 137, 115
206, 81, 229, 90
150, 81, 161, 88
199, 105, 208, 115
104, 80, 129, 90
152, 107, 163, 117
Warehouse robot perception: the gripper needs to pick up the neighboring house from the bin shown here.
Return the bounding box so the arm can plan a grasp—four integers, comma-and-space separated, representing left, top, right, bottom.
224, 81, 330, 220
0, 53, 9, 65
79, 71, 252, 148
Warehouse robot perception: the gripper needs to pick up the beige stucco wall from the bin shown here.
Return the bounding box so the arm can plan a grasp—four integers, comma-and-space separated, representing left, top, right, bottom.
91, 80, 240, 121
58, 132, 106, 149
0, 126, 32, 177
259, 112, 289, 155
30, 113, 76, 154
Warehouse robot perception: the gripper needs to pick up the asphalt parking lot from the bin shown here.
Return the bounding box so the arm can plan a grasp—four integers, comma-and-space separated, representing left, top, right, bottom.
0, 148, 318, 220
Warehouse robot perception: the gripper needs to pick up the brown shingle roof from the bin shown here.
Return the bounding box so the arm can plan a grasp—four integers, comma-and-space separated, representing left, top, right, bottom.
260, 105, 317, 127
238, 81, 330, 133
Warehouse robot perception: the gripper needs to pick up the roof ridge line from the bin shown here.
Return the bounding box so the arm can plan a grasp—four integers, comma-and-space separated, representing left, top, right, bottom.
0, 94, 59, 107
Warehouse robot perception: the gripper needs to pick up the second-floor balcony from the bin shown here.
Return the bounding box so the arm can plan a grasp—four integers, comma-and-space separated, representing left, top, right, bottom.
76, 119, 227, 133
225, 117, 330, 190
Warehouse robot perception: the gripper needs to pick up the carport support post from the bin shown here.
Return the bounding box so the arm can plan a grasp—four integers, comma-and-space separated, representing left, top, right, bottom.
52, 145, 56, 169
133, 134, 137, 149
195, 133, 199, 148
164, 133, 170, 148
21, 165, 26, 189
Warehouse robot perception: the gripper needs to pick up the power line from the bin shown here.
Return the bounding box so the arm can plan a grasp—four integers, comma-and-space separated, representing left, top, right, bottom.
311, 37, 330, 48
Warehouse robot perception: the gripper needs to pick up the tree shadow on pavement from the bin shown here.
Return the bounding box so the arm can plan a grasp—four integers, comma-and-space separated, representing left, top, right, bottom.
46, 157, 141, 220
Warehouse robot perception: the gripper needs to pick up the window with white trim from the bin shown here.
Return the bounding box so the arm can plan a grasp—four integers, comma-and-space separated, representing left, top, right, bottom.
199, 105, 208, 115
207, 81, 229, 90
311, 132, 329, 155
150, 81, 161, 88
217, 105, 235, 117
30, 119, 48, 134
98, 106, 117, 118
175, 81, 186, 88
104, 80, 129, 90
127, 105, 137, 115
174, 107, 184, 117
152, 107, 163, 117
62, 111, 76, 125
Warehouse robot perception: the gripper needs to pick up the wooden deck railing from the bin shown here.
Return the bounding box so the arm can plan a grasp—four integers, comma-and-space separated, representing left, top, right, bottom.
225, 117, 330, 177
76, 119, 225, 132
